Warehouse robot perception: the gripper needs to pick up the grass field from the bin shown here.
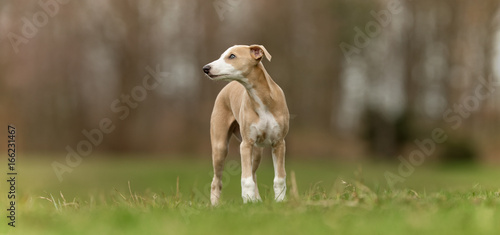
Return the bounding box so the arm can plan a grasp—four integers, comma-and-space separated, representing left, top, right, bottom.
2, 155, 500, 234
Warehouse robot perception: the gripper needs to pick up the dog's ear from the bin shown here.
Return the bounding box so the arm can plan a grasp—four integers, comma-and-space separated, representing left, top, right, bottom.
249, 45, 272, 62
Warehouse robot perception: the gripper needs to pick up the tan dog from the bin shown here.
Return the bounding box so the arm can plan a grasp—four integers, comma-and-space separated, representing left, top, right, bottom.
203, 45, 290, 205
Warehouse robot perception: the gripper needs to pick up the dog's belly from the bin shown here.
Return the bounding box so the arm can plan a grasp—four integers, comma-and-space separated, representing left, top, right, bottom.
249, 111, 281, 147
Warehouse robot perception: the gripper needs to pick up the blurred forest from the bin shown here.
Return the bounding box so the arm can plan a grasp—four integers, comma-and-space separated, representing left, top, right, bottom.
1, 0, 500, 163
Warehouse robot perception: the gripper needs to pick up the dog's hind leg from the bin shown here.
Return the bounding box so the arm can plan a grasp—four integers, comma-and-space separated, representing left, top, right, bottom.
210, 115, 235, 206
252, 146, 263, 201
272, 140, 287, 202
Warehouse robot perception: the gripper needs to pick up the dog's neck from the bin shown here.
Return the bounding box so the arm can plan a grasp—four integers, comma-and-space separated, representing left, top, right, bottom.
239, 63, 276, 113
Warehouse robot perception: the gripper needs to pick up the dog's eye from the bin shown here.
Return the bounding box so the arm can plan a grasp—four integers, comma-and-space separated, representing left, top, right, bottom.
229, 54, 236, 59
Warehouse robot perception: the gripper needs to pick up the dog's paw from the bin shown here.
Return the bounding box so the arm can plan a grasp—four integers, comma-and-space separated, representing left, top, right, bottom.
274, 178, 286, 202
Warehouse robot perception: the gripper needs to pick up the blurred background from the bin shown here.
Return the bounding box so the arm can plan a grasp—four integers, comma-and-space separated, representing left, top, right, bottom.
1, 0, 500, 164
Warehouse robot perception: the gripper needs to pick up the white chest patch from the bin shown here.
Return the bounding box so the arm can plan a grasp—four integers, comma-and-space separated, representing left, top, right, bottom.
247, 90, 281, 147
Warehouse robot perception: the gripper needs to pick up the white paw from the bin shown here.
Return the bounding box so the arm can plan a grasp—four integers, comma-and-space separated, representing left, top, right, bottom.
274, 177, 286, 201
210, 194, 219, 206
211, 179, 221, 206
241, 177, 257, 203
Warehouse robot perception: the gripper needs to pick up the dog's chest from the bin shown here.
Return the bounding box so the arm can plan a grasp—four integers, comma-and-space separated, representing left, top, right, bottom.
249, 110, 281, 147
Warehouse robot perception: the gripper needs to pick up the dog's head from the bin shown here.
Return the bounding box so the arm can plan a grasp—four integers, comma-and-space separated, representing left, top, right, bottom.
203, 45, 271, 81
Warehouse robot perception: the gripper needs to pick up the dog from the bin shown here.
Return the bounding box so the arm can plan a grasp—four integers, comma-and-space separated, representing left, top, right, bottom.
203, 45, 290, 205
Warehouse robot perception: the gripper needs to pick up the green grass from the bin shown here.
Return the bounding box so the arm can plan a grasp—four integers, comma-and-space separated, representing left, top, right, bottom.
2, 155, 500, 234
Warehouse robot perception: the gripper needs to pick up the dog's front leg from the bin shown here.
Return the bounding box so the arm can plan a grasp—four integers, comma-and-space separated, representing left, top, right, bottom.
272, 140, 287, 201
240, 141, 257, 203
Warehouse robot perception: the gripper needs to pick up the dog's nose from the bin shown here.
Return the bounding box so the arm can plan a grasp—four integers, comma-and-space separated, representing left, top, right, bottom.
203, 65, 211, 74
